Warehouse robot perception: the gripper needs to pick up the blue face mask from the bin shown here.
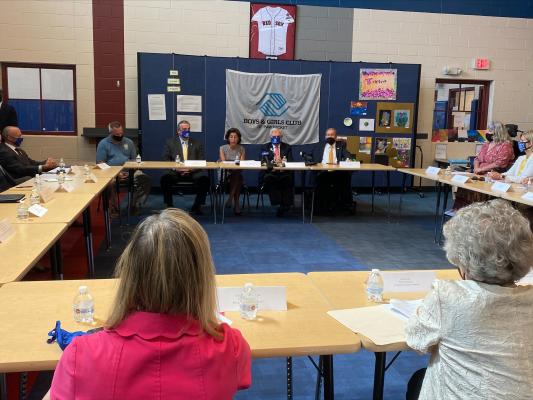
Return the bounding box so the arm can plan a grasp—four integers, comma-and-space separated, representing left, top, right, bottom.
518, 141, 529, 153
180, 130, 190, 139
13, 137, 23, 147
271, 136, 281, 145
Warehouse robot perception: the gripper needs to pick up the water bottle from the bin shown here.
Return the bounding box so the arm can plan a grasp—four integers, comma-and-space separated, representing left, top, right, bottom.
59, 158, 66, 173
444, 166, 452, 176
136, 154, 142, 164
73, 286, 95, 323
34, 174, 41, 191
366, 269, 384, 302
239, 283, 259, 320
17, 200, 29, 220
30, 188, 40, 206
234, 153, 240, 165
175, 154, 181, 164
58, 171, 65, 185
83, 164, 90, 180
282, 155, 287, 167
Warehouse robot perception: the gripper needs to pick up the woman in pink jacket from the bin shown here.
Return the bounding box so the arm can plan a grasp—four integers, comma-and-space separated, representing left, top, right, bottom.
46, 208, 251, 399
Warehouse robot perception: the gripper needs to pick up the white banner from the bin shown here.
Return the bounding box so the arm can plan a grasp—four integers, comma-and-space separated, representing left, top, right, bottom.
225, 69, 320, 145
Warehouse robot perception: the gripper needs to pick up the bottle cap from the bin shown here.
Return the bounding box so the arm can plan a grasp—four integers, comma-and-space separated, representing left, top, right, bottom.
244, 283, 254, 289
78, 285, 88, 294
371, 268, 380, 273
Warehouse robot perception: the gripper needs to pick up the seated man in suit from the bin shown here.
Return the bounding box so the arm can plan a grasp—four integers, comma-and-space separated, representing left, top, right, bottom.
0, 126, 57, 180
0, 89, 18, 133
160, 120, 209, 215
260, 128, 294, 217
96, 121, 151, 215
311, 128, 354, 212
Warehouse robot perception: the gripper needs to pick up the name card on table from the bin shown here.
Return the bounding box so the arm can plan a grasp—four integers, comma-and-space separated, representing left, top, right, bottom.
239, 160, 262, 168
381, 271, 436, 293
70, 166, 82, 175
57, 182, 76, 193
184, 160, 207, 167
85, 174, 98, 183
284, 162, 307, 169
0, 218, 15, 243
451, 174, 470, 184
96, 162, 110, 170
216, 286, 287, 312
28, 204, 48, 218
339, 161, 361, 168
425, 166, 440, 176
521, 192, 533, 202
491, 181, 511, 193
39, 187, 55, 203
518, 270, 533, 285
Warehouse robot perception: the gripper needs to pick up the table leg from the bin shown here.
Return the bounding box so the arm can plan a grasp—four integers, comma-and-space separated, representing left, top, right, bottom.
433, 182, 442, 243
373, 352, 386, 400
371, 171, 376, 213
220, 170, 226, 225
127, 169, 134, 225
1, 372, 6, 400
50, 239, 63, 280
438, 184, 451, 244
102, 188, 111, 250
322, 355, 334, 400
301, 171, 305, 224
286, 356, 293, 400
83, 208, 95, 278
386, 171, 391, 222
399, 172, 407, 217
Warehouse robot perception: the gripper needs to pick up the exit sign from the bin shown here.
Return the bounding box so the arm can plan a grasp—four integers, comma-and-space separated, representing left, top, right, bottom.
473, 58, 490, 70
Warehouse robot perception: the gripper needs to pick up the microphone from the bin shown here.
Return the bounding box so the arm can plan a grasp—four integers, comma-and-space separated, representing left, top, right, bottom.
299, 151, 317, 166
261, 151, 273, 170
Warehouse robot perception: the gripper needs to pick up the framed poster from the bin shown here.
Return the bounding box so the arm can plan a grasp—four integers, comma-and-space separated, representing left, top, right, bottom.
250, 3, 296, 60
375, 102, 414, 134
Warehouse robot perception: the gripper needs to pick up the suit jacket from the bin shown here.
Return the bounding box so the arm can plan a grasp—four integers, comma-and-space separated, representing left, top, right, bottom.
0, 164, 17, 192
311, 141, 353, 164
259, 142, 293, 163
0, 102, 18, 133
163, 136, 205, 162
0, 142, 43, 179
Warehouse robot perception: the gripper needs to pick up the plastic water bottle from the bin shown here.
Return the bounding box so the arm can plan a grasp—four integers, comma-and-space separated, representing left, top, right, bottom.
83, 164, 90, 180
239, 283, 259, 320
366, 269, 384, 302
34, 174, 41, 191
175, 154, 181, 164
30, 188, 40, 206
282, 155, 287, 167
73, 286, 94, 323
17, 200, 29, 220
136, 154, 142, 164
234, 153, 240, 165
59, 158, 66, 173
58, 171, 65, 185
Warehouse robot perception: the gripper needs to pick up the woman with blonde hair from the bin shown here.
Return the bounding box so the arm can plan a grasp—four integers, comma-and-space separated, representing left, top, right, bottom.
405, 199, 533, 399
488, 130, 533, 184
46, 209, 251, 399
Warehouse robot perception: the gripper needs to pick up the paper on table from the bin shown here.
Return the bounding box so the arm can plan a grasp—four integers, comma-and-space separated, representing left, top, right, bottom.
28, 204, 48, 218
148, 94, 166, 121
177, 95, 202, 113
425, 166, 440, 175
184, 160, 207, 167
328, 306, 407, 346
451, 174, 470, 184
385, 299, 423, 321
339, 161, 361, 168
216, 286, 287, 312
177, 114, 202, 132
239, 160, 262, 168
491, 182, 511, 192
96, 163, 110, 170
48, 167, 71, 175
381, 271, 436, 293
284, 162, 306, 169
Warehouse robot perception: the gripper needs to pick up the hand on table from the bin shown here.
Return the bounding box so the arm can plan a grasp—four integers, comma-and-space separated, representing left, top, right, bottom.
44, 158, 58, 170
487, 171, 503, 180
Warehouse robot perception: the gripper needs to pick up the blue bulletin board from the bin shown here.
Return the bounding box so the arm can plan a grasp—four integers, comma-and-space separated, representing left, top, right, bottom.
137, 53, 421, 187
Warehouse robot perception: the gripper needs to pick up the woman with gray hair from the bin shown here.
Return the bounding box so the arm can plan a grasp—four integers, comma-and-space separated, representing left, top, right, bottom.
405, 199, 533, 400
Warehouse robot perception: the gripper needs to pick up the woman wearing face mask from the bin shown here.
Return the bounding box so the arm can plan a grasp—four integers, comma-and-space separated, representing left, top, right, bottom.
219, 128, 246, 215
487, 130, 533, 184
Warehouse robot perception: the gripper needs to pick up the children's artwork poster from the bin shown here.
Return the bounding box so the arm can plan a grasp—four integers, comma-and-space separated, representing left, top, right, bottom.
432, 129, 489, 143
375, 102, 413, 134
374, 137, 411, 167
350, 101, 368, 116
359, 136, 372, 154
359, 118, 374, 132
359, 69, 397, 101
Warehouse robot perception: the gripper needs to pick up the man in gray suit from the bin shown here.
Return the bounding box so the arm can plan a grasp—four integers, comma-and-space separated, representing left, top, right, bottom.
160, 120, 209, 214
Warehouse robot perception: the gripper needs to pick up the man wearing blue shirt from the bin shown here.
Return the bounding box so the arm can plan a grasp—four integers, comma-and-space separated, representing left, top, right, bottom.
96, 121, 151, 215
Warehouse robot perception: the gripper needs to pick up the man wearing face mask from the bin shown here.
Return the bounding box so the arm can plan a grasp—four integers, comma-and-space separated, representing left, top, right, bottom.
259, 128, 294, 217
0, 126, 57, 180
96, 121, 152, 215
0, 88, 18, 133
311, 127, 354, 213
161, 120, 209, 214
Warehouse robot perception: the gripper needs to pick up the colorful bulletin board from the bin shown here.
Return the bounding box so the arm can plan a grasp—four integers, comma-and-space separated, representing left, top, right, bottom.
359, 69, 397, 101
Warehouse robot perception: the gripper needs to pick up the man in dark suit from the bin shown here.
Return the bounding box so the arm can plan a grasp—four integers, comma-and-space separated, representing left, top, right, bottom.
160, 120, 209, 214
311, 128, 354, 212
0, 126, 57, 180
260, 128, 294, 217
0, 89, 18, 133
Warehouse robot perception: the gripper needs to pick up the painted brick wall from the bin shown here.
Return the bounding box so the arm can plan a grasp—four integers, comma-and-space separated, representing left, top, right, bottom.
0, 0, 96, 163
352, 9, 533, 166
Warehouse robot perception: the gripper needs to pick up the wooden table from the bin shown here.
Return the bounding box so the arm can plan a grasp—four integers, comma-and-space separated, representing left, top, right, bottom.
0, 273, 360, 399
307, 269, 459, 400
0, 223, 68, 284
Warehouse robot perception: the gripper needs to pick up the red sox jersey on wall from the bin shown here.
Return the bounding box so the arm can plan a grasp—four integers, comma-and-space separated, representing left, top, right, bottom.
251, 6, 295, 57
